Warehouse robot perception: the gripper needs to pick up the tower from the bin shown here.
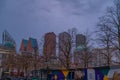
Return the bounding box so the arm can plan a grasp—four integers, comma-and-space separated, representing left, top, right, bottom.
58, 32, 72, 69
2, 30, 16, 49
19, 37, 38, 54
76, 34, 86, 47
43, 32, 56, 57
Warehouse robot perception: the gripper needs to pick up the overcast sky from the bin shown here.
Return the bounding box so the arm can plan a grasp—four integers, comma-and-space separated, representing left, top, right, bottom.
0, 0, 113, 50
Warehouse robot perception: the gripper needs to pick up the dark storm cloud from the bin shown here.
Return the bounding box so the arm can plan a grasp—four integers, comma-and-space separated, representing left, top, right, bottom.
0, 0, 113, 50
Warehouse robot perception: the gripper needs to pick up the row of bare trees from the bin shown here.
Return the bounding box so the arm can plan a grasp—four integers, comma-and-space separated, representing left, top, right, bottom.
58, 28, 94, 69
2, 50, 43, 77
58, 0, 120, 68
96, 0, 120, 66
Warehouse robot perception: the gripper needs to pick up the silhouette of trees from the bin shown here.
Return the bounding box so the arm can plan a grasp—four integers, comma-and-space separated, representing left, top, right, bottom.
58, 32, 72, 69
96, 19, 115, 66
74, 31, 93, 68
96, 0, 120, 65
58, 28, 78, 69
2, 49, 16, 73
21, 52, 32, 77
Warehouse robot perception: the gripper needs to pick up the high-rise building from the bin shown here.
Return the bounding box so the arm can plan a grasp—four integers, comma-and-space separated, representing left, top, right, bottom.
74, 34, 86, 68
58, 32, 71, 56
2, 30, 16, 49
43, 32, 56, 57
1, 30, 16, 68
27, 38, 38, 53
19, 37, 39, 74
58, 32, 72, 69
19, 37, 38, 54
76, 34, 86, 47
0, 30, 16, 78
19, 39, 28, 52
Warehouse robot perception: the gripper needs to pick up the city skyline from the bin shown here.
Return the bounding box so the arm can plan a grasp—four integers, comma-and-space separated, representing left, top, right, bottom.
0, 0, 113, 50
1, 0, 120, 79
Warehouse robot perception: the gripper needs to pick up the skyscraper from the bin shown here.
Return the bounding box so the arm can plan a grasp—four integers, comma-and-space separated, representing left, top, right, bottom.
27, 37, 38, 53
58, 32, 72, 69
2, 30, 16, 49
43, 32, 56, 57
76, 34, 86, 47
19, 39, 28, 52
74, 34, 86, 68
19, 37, 38, 54
0, 30, 16, 77
58, 32, 71, 56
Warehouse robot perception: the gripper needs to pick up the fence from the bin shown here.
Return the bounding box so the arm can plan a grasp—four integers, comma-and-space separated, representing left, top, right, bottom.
84, 65, 120, 80
31, 65, 120, 80
31, 69, 75, 80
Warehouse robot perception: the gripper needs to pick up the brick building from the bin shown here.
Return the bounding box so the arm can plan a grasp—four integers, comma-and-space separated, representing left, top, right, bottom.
43, 32, 56, 57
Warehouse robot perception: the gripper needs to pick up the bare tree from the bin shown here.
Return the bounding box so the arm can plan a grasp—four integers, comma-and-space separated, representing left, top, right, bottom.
96, 0, 120, 65
96, 21, 115, 66
58, 28, 77, 69
2, 49, 16, 73
19, 52, 32, 77
32, 47, 40, 70
58, 32, 72, 69
14, 53, 24, 75
74, 31, 93, 68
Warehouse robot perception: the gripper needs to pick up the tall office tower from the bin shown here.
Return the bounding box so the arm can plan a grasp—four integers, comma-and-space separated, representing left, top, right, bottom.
2, 30, 16, 49
58, 32, 72, 68
43, 32, 56, 57
76, 34, 86, 47
74, 34, 87, 68
19, 37, 38, 54
1, 30, 16, 75
27, 37, 38, 53
19, 39, 28, 52
59, 32, 71, 55
19, 37, 39, 72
